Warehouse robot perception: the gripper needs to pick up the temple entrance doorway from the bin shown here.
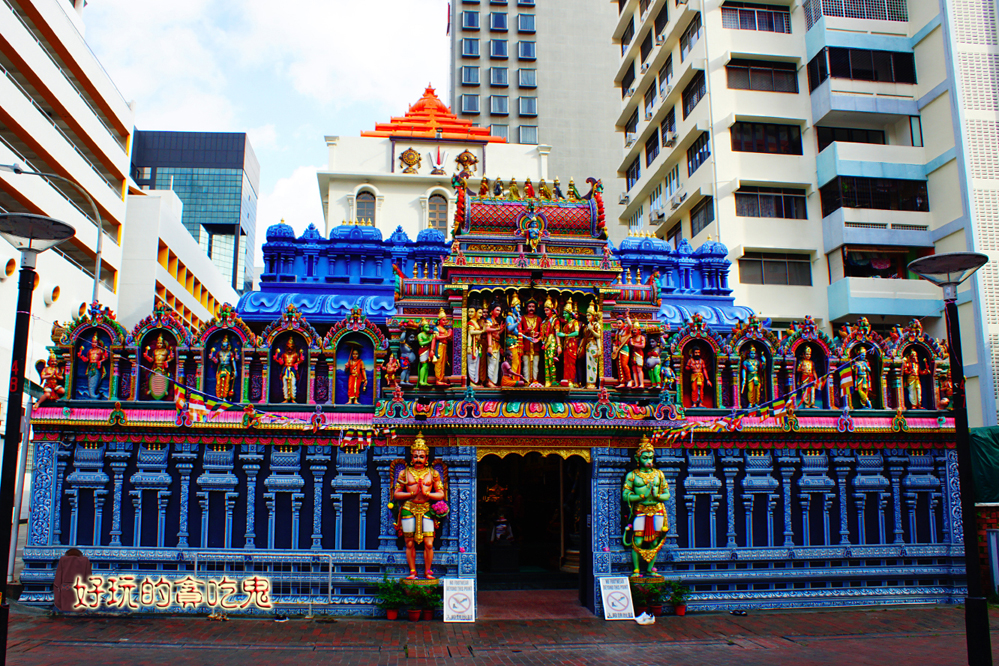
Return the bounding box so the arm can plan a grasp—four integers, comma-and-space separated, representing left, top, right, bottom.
476, 451, 592, 618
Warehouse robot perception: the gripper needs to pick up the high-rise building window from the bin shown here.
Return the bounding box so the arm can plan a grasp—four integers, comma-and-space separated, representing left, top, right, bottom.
518, 41, 537, 60
819, 177, 929, 217
462, 38, 480, 57
730, 122, 803, 155
682, 71, 706, 118
462, 11, 480, 29
664, 164, 680, 199
739, 252, 812, 285
625, 109, 639, 136
661, 107, 677, 142
641, 31, 654, 63
726, 59, 798, 92
690, 197, 714, 236
490, 95, 509, 114
490, 12, 508, 30
427, 194, 449, 230
622, 62, 636, 99
680, 13, 702, 61
735, 186, 807, 219
356, 191, 376, 223
807, 47, 916, 91
519, 68, 537, 87
518, 13, 535, 32
490, 0, 507, 4
646, 132, 660, 167
491, 67, 509, 86
519, 125, 538, 144
490, 39, 508, 58
461, 94, 480, 113
666, 223, 682, 249
627, 157, 641, 190
644, 85, 655, 117
687, 132, 710, 176
659, 57, 674, 96
519, 96, 538, 116
518, 0, 535, 5
815, 126, 886, 152
621, 19, 635, 56
721, 2, 791, 33
461, 66, 481, 85
491, 124, 509, 140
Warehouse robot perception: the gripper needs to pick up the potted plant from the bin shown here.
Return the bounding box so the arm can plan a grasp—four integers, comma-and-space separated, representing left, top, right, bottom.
647, 580, 665, 617
419, 585, 443, 621
668, 581, 691, 616
373, 576, 406, 620
630, 581, 654, 616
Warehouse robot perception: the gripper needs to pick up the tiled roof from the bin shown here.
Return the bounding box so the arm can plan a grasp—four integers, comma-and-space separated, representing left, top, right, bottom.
361, 85, 506, 143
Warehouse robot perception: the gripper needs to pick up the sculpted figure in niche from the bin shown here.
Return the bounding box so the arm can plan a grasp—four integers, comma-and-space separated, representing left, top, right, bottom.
902, 349, 929, 409
466, 307, 484, 387
393, 435, 446, 580
580, 302, 602, 389
685, 347, 712, 407
505, 294, 523, 379
344, 346, 367, 405
741, 347, 763, 408
558, 300, 579, 387
209, 336, 237, 400
852, 345, 873, 409
622, 437, 670, 576
143, 334, 174, 401
483, 303, 505, 388
37, 353, 65, 406
630, 323, 647, 389
539, 295, 561, 387
399, 334, 417, 385
519, 298, 542, 385
416, 321, 434, 388
797, 345, 819, 408
383, 353, 400, 390
77, 333, 109, 399
431, 308, 452, 386
274, 337, 304, 403
646, 337, 662, 388
612, 313, 633, 388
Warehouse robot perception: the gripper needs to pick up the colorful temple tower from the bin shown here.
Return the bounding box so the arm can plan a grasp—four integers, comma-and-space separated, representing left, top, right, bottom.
21, 177, 962, 615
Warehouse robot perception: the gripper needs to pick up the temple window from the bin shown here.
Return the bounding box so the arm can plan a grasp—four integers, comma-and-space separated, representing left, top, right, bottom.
356, 191, 376, 223
428, 195, 449, 231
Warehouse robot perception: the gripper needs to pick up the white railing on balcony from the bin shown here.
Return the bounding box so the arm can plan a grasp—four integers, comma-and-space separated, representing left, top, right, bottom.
803, 0, 907, 30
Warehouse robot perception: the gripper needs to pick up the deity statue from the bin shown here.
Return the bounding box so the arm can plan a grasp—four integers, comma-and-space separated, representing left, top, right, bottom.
553, 177, 564, 200
507, 178, 521, 200
851, 346, 873, 409
505, 294, 523, 378
580, 302, 602, 389
612, 313, 633, 388
538, 178, 553, 199
77, 333, 109, 399
399, 335, 417, 384
519, 298, 542, 384
539, 295, 561, 387
142, 334, 174, 401
209, 336, 237, 401
466, 307, 484, 387
416, 321, 434, 387
661, 363, 677, 401
797, 345, 819, 408
622, 437, 670, 576
343, 346, 367, 404
740, 347, 763, 408
567, 178, 581, 201
902, 350, 928, 409
479, 177, 490, 197
493, 178, 504, 198
431, 308, 453, 386
483, 303, 505, 388
525, 218, 541, 252
36, 352, 65, 406
524, 177, 536, 199
685, 347, 712, 407
558, 300, 579, 387
646, 338, 662, 388
393, 434, 446, 580
383, 353, 400, 389
630, 323, 647, 389
273, 337, 304, 403
500, 350, 526, 387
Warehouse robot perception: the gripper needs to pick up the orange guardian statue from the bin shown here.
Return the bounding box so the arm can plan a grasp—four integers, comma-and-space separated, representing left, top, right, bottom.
343, 346, 367, 404
274, 338, 304, 403
392, 434, 447, 580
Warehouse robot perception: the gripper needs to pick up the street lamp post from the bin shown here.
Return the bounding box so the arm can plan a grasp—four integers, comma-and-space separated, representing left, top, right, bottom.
908, 251, 991, 666
0, 163, 104, 303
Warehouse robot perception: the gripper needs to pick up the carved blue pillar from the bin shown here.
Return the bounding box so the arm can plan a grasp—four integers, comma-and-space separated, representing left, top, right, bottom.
106, 442, 132, 547
375, 445, 405, 553
198, 445, 239, 548
721, 450, 740, 549
936, 450, 953, 545
440, 443, 477, 577
67, 489, 79, 545
888, 451, 907, 545
776, 453, 798, 548
173, 443, 198, 549
241, 445, 264, 548
197, 492, 210, 548
307, 445, 331, 550
53, 442, 71, 545
93, 489, 107, 545
832, 451, 854, 546
800, 494, 811, 546
131, 443, 171, 548
330, 449, 372, 550
659, 448, 682, 552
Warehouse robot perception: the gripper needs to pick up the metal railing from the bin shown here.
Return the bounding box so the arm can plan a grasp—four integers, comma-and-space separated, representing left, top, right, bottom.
804, 0, 907, 29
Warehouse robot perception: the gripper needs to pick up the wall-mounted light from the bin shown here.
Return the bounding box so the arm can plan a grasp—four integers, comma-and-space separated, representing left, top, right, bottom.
0, 259, 14, 281
44, 285, 60, 306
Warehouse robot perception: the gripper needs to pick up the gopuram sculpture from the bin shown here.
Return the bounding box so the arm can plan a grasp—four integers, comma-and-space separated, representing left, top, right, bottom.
559, 300, 579, 387
344, 346, 367, 405
741, 347, 762, 408
274, 337, 303, 403
466, 307, 484, 387
852, 346, 873, 409
391, 434, 448, 580
36, 353, 65, 406
519, 298, 541, 385
209, 336, 237, 400
581, 302, 601, 389
77, 333, 108, 399
685, 347, 711, 408
142, 335, 174, 400
622, 437, 670, 577
483, 303, 504, 388
431, 309, 452, 386
797, 345, 819, 408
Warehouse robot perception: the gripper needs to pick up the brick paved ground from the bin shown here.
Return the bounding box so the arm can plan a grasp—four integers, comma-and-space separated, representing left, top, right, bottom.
6, 604, 999, 665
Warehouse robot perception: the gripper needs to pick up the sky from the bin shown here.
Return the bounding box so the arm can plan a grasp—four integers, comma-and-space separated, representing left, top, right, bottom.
82, 0, 451, 265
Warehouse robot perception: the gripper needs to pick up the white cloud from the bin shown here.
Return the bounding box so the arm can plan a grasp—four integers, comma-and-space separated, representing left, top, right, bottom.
247, 123, 278, 152
254, 165, 325, 262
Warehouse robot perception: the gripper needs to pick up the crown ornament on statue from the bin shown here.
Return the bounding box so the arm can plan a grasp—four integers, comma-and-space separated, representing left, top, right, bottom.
637, 435, 655, 455
411, 431, 429, 453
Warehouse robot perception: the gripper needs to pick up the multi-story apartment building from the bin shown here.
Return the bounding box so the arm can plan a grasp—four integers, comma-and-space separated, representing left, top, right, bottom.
131, 130, 259, 294
0, 0, 133, 410
449, 0, 627, 238
613, 0, 996, 425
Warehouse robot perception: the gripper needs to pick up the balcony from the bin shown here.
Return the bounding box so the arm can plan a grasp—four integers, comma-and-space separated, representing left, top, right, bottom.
810, 78, 917, 126
827, 276, 941, 322
816, 142, 926, 187
822, 207, 932, 253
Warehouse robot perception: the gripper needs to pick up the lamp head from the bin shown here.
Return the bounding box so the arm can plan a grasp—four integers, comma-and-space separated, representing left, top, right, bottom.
0, 213, 75, 268
908, 252, 988, 301
0, 163, 25, 175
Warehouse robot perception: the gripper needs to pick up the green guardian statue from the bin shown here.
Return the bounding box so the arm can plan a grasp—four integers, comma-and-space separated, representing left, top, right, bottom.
622, 436, 670, 576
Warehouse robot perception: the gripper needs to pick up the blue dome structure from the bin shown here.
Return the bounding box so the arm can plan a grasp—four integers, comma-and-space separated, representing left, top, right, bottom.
265, 219, 296, 242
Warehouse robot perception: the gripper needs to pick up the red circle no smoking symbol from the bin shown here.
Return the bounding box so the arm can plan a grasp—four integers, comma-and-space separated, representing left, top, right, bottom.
607, 591, 630, 611
449, 593, 472, 613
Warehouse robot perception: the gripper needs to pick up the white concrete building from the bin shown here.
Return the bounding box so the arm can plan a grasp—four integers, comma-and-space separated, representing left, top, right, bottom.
0, 0, 133, 416
613, 0, 996, 425
448, 0, 627, 239
118, 190, 240, 331
318, 86, 551, 241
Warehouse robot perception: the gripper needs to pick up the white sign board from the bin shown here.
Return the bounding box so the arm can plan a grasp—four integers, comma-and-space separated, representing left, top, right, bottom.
443, 578, 476, 623
599, 576, 635, 620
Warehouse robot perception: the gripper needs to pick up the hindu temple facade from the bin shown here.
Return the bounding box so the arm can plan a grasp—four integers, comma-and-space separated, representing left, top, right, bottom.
20, 175, 963, 616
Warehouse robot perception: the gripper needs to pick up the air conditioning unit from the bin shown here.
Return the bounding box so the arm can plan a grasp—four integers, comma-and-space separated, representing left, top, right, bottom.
660, 84, 673, 100
641, 62, 650, 73
644, 111, 653, 121
664, 131, 678, 147
650, 209, 666, 222
676, 0, 688, 5
625, 132, 637, 147
670, 195, 682, 210
625, 87, 636, 97
655, 34, 666, 46
619, 194, 630, 205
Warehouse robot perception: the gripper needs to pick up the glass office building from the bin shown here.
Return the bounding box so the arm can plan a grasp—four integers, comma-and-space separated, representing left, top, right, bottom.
131, 131, 259, 293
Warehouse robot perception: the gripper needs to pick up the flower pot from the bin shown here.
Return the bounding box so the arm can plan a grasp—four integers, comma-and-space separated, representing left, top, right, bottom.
408, 608, 422, 621
648, 604, 663, 617
674, 604, 687, 616
634, 605, 647, 616
386, 609, 399, 621
421, 609, 434, 621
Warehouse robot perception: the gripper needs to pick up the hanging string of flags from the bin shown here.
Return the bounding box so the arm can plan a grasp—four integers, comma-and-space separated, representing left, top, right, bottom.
651, 360, 863, 446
